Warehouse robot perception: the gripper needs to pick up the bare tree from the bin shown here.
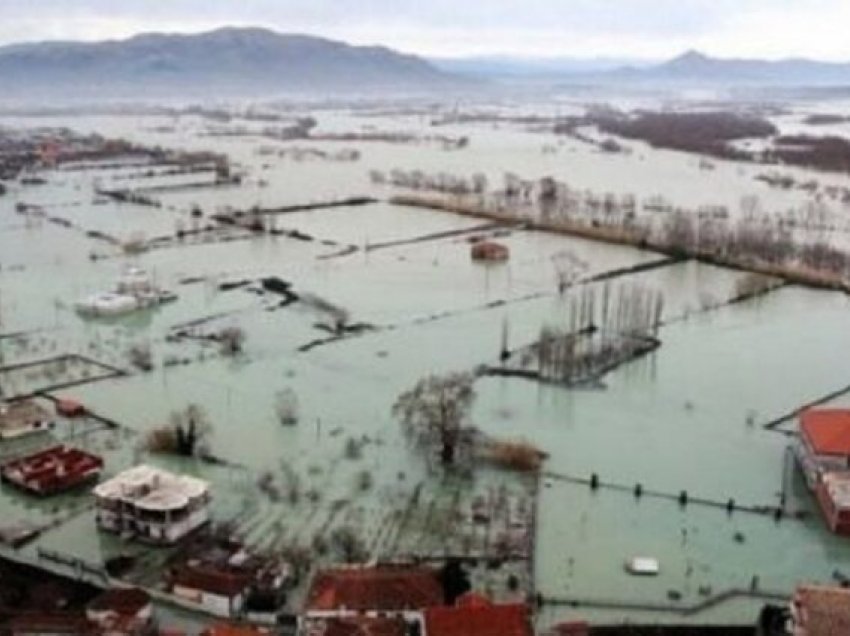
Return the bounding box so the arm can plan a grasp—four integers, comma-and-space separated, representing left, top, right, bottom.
392, 372, 476, 466
146, 403, 212, 457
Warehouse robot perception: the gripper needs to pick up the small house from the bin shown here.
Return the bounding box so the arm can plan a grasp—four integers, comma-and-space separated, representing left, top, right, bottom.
471, 241, 509, 263
171, 566, 252, 618
55, 398, 86, 418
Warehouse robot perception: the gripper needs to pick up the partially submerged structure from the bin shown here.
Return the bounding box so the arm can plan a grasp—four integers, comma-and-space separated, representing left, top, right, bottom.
168, 538, 290, 620
795, 409, 850, 487
0, 400, 53, 440
795, 409, 850, 534
93, 465, 210, 544
75, 266, 176, 318
1, 445, 103, 496
470, 240, 510, 263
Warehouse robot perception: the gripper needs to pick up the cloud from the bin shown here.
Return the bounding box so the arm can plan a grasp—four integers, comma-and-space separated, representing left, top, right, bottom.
0, 0, 847, 60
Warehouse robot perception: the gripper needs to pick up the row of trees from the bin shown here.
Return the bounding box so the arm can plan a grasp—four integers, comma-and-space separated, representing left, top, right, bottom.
385, 167, 850, 280
528, 282, 663, 384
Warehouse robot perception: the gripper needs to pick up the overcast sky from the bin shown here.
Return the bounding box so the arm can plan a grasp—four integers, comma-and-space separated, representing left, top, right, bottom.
2, 0, 850, 60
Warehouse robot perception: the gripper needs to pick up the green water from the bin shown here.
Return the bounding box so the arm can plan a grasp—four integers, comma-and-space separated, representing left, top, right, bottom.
2, 105, 850, 628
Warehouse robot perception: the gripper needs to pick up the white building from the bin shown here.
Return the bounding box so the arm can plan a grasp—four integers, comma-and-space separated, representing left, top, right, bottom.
93, 465, 210, 544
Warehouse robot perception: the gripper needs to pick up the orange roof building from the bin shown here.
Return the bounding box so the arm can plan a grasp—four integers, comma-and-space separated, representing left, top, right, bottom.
302, 616, 408, 636
425, 598, 532, 636
796, 410, 850, 534
305, 565, 444, 615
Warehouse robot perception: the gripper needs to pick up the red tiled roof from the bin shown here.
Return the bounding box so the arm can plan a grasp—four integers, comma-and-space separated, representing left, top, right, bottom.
201, 623, 270, 636
6, 611, 97, 635
2, 445, 103, 494
305, 566, 444, 612
172, 566, 251, 598
801, 410, 850, 456
794, 584, 850, 636
425, 602, 532, 636
87, 587, 151, 615
304, 616, 408, 636
456, 592, 491, 608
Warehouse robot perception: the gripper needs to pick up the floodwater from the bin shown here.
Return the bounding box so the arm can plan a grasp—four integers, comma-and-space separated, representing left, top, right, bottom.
2, 101, 850, 628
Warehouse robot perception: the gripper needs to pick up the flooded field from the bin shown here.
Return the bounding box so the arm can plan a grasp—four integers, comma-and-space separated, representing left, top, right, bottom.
3, 100, 850, 629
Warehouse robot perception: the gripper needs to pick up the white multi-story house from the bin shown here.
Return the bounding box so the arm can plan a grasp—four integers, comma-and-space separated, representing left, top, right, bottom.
93, 465, 210, 544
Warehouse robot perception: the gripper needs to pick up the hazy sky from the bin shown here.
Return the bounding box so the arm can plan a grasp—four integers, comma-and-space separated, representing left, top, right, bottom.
2, 0, 850, 60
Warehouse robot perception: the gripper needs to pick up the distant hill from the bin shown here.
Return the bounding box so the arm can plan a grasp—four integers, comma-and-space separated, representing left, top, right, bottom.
589, 50, 850, 86
430, 55, 654, 78
0, 27, 463, 99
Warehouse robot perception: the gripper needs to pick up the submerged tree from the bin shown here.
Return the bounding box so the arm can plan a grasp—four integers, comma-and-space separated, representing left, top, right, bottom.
145, 403, 212, 457
171, 403, 212, 456
218, 326, 246, 356
330, 526, 367, 563
392, 372, 476, 466
275, 388, 299, 425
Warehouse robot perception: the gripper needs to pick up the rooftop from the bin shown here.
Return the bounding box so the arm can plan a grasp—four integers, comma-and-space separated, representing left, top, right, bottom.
302, 616, 408, 636
305, 565, 444, 612
171, 565, 252, 598
801, 409, 850, 456
92, 465, 208, 512
87, 587, 151, 616
793, 584, 850, 636
2, 445, 103, 492
424, 599, 532, 636
201, 624, 271, 636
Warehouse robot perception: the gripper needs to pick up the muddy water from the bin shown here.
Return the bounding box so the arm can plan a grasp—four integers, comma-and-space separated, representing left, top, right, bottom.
2, 105, 850, 627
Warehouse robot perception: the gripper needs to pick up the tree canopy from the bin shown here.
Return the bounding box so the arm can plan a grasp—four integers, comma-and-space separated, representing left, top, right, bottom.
392, 372, 476, 466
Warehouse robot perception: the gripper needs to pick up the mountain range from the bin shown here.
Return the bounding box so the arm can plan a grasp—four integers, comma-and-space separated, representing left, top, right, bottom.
0, 27, 460, 99
605, 50, 850, 85
2, 27, 850, 102
437, 50, 850, 86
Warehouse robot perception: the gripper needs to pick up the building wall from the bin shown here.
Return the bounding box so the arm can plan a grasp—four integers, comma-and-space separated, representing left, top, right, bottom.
794, 437, 850, 489
173, 584, 242, 618
95, 503, 209, 544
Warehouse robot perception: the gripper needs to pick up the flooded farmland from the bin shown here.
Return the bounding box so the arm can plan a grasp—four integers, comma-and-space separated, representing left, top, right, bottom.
3, 99, 850, 630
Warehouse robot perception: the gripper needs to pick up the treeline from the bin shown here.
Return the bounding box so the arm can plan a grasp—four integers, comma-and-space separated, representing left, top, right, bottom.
589, 111, 777, 159
387, 168, 850, 290
769, 135, 850, 173
568, 109, 850, 175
